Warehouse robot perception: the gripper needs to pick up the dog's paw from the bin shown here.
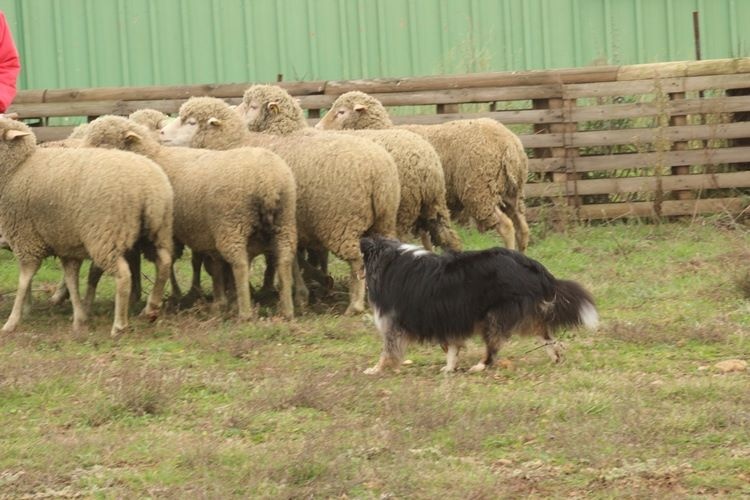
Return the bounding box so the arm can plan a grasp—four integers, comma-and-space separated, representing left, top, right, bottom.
363, 366, 381, 375
440, 365, 457, 374
468, 362, 486, 373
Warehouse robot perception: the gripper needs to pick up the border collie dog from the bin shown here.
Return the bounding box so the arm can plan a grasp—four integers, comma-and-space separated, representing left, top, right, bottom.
360, 237, 599, 374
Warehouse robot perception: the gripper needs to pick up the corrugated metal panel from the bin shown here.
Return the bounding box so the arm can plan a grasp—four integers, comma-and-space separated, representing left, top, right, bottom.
0, 0, 748, 91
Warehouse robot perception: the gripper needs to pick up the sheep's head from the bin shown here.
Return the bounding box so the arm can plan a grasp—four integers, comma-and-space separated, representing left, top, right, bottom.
83, 115, 158, 156
315, 91, 393, 130
0, 117, 36, 170
161, 97, 246, 150
238, 84, 307, 135
129, 109, 173, 139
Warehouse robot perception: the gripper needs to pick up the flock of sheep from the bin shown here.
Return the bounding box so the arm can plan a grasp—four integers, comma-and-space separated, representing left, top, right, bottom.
0, 86, 530, 334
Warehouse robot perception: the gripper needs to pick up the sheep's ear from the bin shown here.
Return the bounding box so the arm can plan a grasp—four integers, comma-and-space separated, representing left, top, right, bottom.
124, 131, 142, 144
207, 117, 221, 127
4, 129, 31, 140
353, 104, 367, 113
268, 101, 280, 114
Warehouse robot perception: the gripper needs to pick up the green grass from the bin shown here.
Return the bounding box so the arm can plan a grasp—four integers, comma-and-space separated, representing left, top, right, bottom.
0, 220, 749, 498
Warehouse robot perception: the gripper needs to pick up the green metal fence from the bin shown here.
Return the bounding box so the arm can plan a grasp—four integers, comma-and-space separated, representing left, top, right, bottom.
1, 0, 748, 91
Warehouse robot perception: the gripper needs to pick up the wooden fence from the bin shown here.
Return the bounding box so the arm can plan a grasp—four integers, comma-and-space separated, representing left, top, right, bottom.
9, 58, 750, 221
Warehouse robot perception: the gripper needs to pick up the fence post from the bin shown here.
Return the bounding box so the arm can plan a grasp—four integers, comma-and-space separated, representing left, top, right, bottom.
728, 88, 750, 169
668, 92, 694, 201
533, 97, 573, 225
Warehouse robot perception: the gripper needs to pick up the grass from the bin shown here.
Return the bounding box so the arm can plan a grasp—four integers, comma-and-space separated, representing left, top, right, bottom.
0, 220, 749, 498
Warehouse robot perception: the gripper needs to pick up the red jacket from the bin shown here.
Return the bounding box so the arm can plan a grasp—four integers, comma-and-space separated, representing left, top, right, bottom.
0, 11, 20, 112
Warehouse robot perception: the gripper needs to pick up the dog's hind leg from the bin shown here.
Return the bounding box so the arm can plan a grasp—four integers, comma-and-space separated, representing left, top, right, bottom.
541, 325, 565, 363
470, 328, 506, 373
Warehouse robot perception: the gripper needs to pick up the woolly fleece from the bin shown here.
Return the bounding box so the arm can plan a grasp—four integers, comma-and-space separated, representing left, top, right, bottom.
0, 117, 174, 335
239, 84, 461, 251
84, 115, 299, 320
318, 91, 530, 251
165, 96, 400, 315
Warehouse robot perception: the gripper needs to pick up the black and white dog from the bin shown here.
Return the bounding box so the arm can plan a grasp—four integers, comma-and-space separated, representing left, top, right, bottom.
360, 237, 599, 374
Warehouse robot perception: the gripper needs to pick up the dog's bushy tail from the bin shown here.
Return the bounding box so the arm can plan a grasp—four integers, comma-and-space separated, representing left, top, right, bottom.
548, 279, 599, 331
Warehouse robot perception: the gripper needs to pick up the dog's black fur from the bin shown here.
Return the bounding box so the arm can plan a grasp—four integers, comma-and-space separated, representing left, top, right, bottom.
360, 237, 598, 373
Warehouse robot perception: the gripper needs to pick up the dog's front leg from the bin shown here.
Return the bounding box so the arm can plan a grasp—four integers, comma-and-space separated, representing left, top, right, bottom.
440, 344, 461, 373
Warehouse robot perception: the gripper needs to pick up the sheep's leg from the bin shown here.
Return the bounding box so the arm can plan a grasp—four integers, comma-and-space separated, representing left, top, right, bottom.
83, 264, 104, 314
291, 256, 309, 310
274, 243, 296, 320
143, 247, 171, 322
126, 249, 142, 306
491, 206, 517, 251
179, 252, 205, 306
344, 257, 366, 315
260, 252, 276, 293
227, 254, 253, 320
3, 260, 40, 333
22, 285, 32, 317
419, 231, 434, 251
169, 267, 182, 300
60, 258, 87, 333
111, 256, 132, 336
512, 198, 530, 253
205, 257, 228, 315
49, 276, 69, 305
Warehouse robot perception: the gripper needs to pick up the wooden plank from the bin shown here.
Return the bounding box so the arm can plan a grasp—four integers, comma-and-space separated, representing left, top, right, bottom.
564, 74, 750, 99
561, 146, 750, 173
566, 121, 750, 148
617, 58, 750, 81
13, 81, 326, 104
518, 133, 565, 149
31, 126, 76, 142
9, 97, 246, 119
388, 107, 563, 125
526, 171, 750, 197
304, 85, 564, 109
528, 157, 566, 172
572, 95, 750, 122
324, 66, 619, 95
526, 197, 749, 221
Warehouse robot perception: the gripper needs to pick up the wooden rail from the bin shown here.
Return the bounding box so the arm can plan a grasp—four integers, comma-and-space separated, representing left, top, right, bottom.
10, 57, 750, 221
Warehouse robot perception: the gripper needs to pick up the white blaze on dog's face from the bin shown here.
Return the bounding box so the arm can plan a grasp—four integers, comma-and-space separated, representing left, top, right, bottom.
159, 115, 199, 146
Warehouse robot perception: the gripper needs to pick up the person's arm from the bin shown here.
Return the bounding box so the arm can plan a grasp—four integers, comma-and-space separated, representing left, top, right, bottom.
0, 12, 20, 113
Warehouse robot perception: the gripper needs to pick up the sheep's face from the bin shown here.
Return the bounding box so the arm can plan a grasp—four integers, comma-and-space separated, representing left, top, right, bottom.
159, 115, 199, 147
0, 118, 36, 168
236, 99, 259, 127
315, 103, 366, 130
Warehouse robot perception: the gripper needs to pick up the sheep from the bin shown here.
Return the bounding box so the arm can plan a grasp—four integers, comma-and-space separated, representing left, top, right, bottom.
0, 117, 173, 335
82, 115, 300, 320
129, 109, 173, 138
316, 91, 531, 252
160, 96, 401, 315
238, 84, 462, 252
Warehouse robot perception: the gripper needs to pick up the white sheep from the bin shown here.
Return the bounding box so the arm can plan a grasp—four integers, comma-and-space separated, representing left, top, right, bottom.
239, 84, 462, 251
160, 96, 401, 315
0, 117, 174, 335
83, 115, 300, 320
316, 91, 531, 252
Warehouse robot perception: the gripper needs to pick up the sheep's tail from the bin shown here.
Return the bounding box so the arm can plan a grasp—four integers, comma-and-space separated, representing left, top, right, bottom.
370, 167, 400, 238
546, 279, 599, 332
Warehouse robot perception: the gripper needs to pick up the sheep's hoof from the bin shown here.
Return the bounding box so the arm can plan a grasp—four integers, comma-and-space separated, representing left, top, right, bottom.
1, 325, 15, 334
110, 324, 129, 337
344, 304, 365, 316
140, 305, 160, 322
